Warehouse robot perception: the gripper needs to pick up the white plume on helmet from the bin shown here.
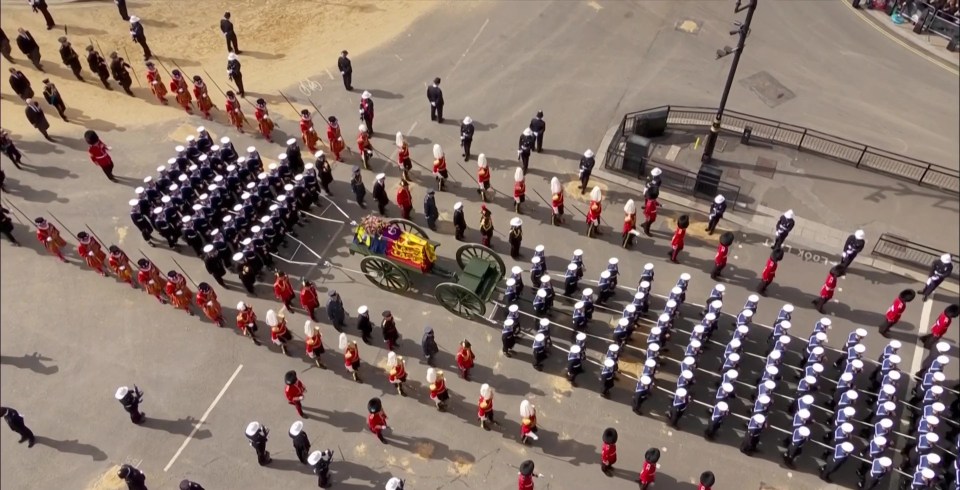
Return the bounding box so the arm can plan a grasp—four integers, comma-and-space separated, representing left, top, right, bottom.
520, 400, 535, 418
339, 332, 349, 350
624, 199, 636, 214
433, 144, 444, 159
426, 367, 438, 383
522, 128, 532, 136
514, 167, 524, 183
265, 309, 278, 327
590, 186, 602, 202
387, 351, 399, 368
584, 149, 594, 158
478, 154, 488, 168
304, 321, 316, 337
480, 383, 493, 399
395, 131, 404, 147
550, 177, 562, 194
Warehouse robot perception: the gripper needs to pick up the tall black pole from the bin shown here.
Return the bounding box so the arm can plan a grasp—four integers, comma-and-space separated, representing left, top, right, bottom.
701, 0, 758, 164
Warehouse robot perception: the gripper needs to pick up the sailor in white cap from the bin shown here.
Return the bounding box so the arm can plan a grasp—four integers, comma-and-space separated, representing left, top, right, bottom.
919, 253, 954, 301
563, 262, 580, 296
460, 116, 474, 160
386, 477, 405, 490
449, 201, 466, 240
597, 270, 615, 304
706, 194, 727, 235
532, 333, 548, 371
359, 90, 374, 134
372, 173, 389, 215
289, 420, 311, 464
518, 128, 535, 174
308, 448, 334, 487
245, 421, 271, 465
599, 357, 616, 398
509, 217, 523, 259
839, 229, 866, 271
115, 385, 145, 424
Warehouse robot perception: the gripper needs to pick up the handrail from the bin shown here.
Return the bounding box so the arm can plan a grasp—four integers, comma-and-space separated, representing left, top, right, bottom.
872, 233, 960, 278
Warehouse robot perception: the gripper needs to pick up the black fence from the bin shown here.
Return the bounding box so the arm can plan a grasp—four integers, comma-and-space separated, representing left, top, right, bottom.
605, 105, 960, 194
872, 233, 960, 279
878, 0, 960, 44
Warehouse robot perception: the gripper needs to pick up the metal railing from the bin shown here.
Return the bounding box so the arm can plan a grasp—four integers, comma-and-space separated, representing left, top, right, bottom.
606, 105, 959, 194
887, 0, 960, 42
872, 233, 960, 278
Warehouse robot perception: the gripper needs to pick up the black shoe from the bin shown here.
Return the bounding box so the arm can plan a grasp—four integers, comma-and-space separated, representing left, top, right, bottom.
27, 438, 35, 448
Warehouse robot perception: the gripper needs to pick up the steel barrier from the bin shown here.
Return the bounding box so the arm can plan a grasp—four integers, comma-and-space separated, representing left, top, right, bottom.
872, 233, 960, 278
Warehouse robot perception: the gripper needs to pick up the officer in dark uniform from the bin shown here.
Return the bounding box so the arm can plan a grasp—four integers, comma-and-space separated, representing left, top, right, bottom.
838, 229, 865, 272
117, 464, 147, 490
220, 12, 239, 54
426, 77, 444, 122
350, 167, 366, 208
578, 149, 595, 193
181, 216, 203, 255
372, 173, 388, 216
508, 217, 523, 259
109, 52, 134, 95
309, 449, 334, 487
460, 117, 475, 160
237, 253, 257, 294
772, 209, 795, 249
668, 388, 690, 428
1, 407, 36, 447
245, 421, 271, 465
706, 194, 726, 235
529, 111, 546, 152
289, 421, 311, 465
57, 37, 83, 81
115, 385, 145, 424
338, 50, 353, 90
919, 254, 954, 302
517, 128, 535, 174
85, 46, 111, 89
453, 202, 466, 240
227, 53, 244, 97
424, 190, 439, 231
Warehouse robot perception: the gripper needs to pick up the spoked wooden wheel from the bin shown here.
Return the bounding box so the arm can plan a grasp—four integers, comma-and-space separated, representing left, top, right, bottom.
456, 244, 506, 279
386, 219, 429, 240
435, 282, 486, 318
360, 256, 411, 292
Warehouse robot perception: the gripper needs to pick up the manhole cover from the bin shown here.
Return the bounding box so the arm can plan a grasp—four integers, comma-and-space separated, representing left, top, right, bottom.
675, 19, 702, 34
740, 71, 796, 108
755, 157, 778, 179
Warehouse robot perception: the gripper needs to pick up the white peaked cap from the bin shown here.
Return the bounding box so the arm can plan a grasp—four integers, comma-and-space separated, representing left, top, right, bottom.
228, 53, 237, 61
725, 369, 739, 379
765, 366, 778, 376
681, 370, 693, 380
535, 244, 545, 253
784, 209, 794, 219
359, 123, 368, 132
877, 457, 892, 467
535, 333, 545, 342
504, 319, 514, 327
395, 132, 404, 147
361, 90, 371, 99
433, 144, 443, 159
576, 332, 587, 342
573, 249, 583, 257
737, 325, 749, 336
650, 327, 662, 336
873, 436, 887, 447
715, 194, 725, 204
851, 359, 863, 369
879, 418, 893, 428
936, 342, 950, 353
934, 371, 946, 381
659, 313, 670, 322
694, 325, 705, 334
757, 394, 770, 404
729, 339, 741, 349
509, 304, 520, 313
644, 263, 655, 271
635, 292, 645, 300
854, 230, 865, 239
889, 354, 901, 364
797, 409, 810, 419
575, 301, 585, 309
536, 289, 547, 298
590, 186, 602, 202
523, 128, 533, 136
386, 478, 405, 490
618, 318, 630, 327
650, 168, 661, 177
454, 202, 463, 210
676, 388, 688, 397
931, 402, 945, 412
926, 414, 941, 424
115, 386, 130, 399
540, 318, 550, 327
854, 344, 866, 353
840, 441, 854, 452
648, 343, 660, 353
233, 253, 244, 262
716, 401, 728, 411
520, 400, 535, 418
358, 305, 368, 314
769, 351, 781, 360
129, 15, 141, 23
747, 294, 759, 303
196, 126, 206, 133
641, 375, 653, 385
721, 383, 734, 393
220, 136, 230, 144
680, 273, 691, 281
375, 173, 385, 181
203, 244, 215, 253
643, 359, 655, 368
584, 149, 594, 158
568, 263, 578, 271
803, 375, 816, 385
782, 304, 794, 312
609, 258, 619, 266
511, 266, 523, 275
339, 332, 348, 350
840, 372, 853, 382
426, 368, 437, 383
921, 468, 935, 479
798, 426, 811, 437
477, 156, 488, 169
624, 199, 636, 214
626, 304, 636, 313
752, 414, 765, 424
855, 328, 868, 337
304, 321, 316, 337
506, 278, 516, 286
515, 167, 524, 182
690, 339, 701, 348
463, 116, 472, 125
941, 253, 951, 263
582, 288, 593, 296
245, 421, 261, 436
839, 422, 853, 433
551, 177, 562, 194
711, 300, 722, 309
727, 353, 739, 362
480, 383, 492, 398
815, 332, 827, 342
308, 450, 324, 466
929, 454, 943, 464
511, 217, 523, 227
314, 150, 325, 159
290, 420, 304, 436
811, 363, 823, 373
570, 345, 581, 354
247, 146, 257, 153
888, 371, 901, 380
600, 270, 610, 278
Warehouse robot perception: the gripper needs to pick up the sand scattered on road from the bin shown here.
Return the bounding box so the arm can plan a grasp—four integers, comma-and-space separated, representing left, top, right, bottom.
415, 441, 436, 459
85, 465, 123, 490
450, 457, 473, 476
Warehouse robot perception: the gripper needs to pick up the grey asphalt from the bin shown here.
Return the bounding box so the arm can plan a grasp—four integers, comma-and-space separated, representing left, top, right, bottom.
2, 2, 959, 490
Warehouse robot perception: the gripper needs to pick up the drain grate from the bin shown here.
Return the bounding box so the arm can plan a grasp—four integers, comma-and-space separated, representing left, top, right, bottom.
755, 157, 778, 179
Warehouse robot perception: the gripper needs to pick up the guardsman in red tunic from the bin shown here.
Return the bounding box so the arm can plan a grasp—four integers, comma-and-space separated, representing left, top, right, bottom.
386, 351, 408, 396
920, 304, 959, 347
396, 132, 412, 182
432, 144, 448, 191
396, 179, 413, 220
299, 110, 320, 153
712, 232, 734, 280
165, 270, 194, 315
426, 368, 449, 411
108, 245, 136, 288
477, 154, 491, 202
601, 427, 618, 475
640, 188, 659, 236
698, 471, 716, 490
669, 215, 689, 263
520, 400, 539, 445
254, 98, 273, 142
144, 61, 167, 104
513, 167, 526, 214
196, 282, 224, 327
812, 265, 842, 313
299, 279, 320, 321
304, 321, 326, 369
169, 69, 193, 114
366, 397, 388, 444
638, 448, 660, 490
357, 124, 373, 170
267, 309, 292, 355
85, 131, 116, 182
477, 383, 496, 430
755, 248, 785, 297
340, 333, 362, 383
224, 90, 244, 132
550, 177, 565, 226
273, 271, 295, 311
518, 460, 538, 490
622, 199, 638, 248
192, 76, 214, 120
284, 370, 306, 417
236, 301, 260, 344
76, 231, 107, 276
136, 258, 166, 303
456, 340, 475, 380
34, 217, 67, 262
586, 186, 603, 238
878, 289, 915, 337
326, 116, 345, 162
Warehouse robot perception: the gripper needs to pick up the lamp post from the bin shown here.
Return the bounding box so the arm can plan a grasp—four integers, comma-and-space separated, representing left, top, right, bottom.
701, 0, 758, 164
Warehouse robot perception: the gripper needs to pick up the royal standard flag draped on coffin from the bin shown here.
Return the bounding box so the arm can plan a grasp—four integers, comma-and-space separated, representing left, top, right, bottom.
386, 231, 437, 273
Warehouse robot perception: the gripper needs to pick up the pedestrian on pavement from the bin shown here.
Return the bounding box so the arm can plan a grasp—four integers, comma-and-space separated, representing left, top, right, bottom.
756, 247, 785, 296
359, 90, 374, 134
109, 52, 135, 96
381, 310, 399, 351
268, 309, 292, 355
918, 253, 954, 302
638, 448, 660, 489
57, 37, 83, 81
421, 326, 439, 366
226, 53, 244, 96
15, 28, 42, 70
529, 111, 545, 152
461, 116, 474, 160
705, 194, 726, 234
28, 0, 56, 30
508, 217, 523, 259
386, 351, 408, 396
41, 79, 68, 122
600, 427, 618, 476
878, 289, 916, 337
669, 215, 689, 263
457, 340, 475, 380
367, 397, 389, 443
9, 68, 34, 100
24, 99, 51, 141
517, 128, 534, 174
520, 400, 539, 444
341, 333, 363, 382
326, 290, 346, 331
920, 304, 959, 348
1, 129, 23, 169
220, 12, 240, 53
838, 229, 866, 273
423, 190, 439, 231
1, 407, 35, 447
0, 29, 14, 62
128, 16, 151, 60
372, 173, 389, 215
426, 368, 449, 411
245, 421, 271, 466
115, 385, 145, 424
0, 207, 20, 245
84, 130, 117, 181
338, 50, 353, 90
396, 179, 413, 220
426, 77, 444, 122
453, 202, 466, 240
356, 306, 373, 344
117, 464, 147, 490
351, 167, 367, 208
640, 188, 659, 236
578, 149, 595, 192
289, 421, 311, 465
479, 204, 494, 248
812, 265, 842, 313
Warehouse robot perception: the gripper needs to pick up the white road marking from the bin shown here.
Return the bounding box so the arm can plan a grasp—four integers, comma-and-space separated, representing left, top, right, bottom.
909, 300, 934, 377
449, 18, 489, 75
407, 121, 418, 136
163, 364, 244, 472
395, 54, 403, 61
325, 68, 334, 80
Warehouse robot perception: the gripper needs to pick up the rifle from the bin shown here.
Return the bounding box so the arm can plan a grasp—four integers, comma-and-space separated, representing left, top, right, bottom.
122, 46, 141, 87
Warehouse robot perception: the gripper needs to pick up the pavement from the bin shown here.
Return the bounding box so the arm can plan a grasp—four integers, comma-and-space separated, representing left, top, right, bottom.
855, 2, 960, 69
2, 1, 959, 490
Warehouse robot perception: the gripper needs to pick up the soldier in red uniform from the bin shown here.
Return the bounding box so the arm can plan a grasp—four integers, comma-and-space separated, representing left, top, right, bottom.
756, 248, 785, 296
698, 471, 715, 490
640, 188, 660, 236
136, 258, 166, 303
326, 116, 345, 162
586, 186, 603, 238
254, 98, 273, 142
920, 304, 959, 347
144, 61, 167, 104
299, 110, 320, 153
85, 130, 116, 182
426, 368, 449, 411
396, 179, 413, 220
477, 383, 496, 430
366, 397, 388, 443
304, 321, 326, 369
386, 351, 408, 396
513, 167, 526, 214
108, 245, 136, 288
34, 217, 67, 262
299, 279, 320, 321
812, 266, 842, 313
479, 205, 493, 248
76, 231, 107, 276
224, 90, 244, 133
601, 427, 618, 476
669, 215, 689, 263
273, 271, 295, 311
357, 124, 373, 170
638, 447, 660, 489
394, 132, 412, 182
432, 144, 448, 191
456, 340, 475, 380
878, 289, 916, 337
195, 282, 224, 327
267, 309, 292, 355
550, 177, 564, 226
520, 400, 539, 445
477, 154, 491, 202
236, 301, 260, 344
192, 76, 214, 120
622, 199, 637, 248
518, 460, 540, 490
165, 271, 194, 316
340, 333, 362, 383
284, 370, 306, 417
169, 69, 192, 114
712, 232, 734, 280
